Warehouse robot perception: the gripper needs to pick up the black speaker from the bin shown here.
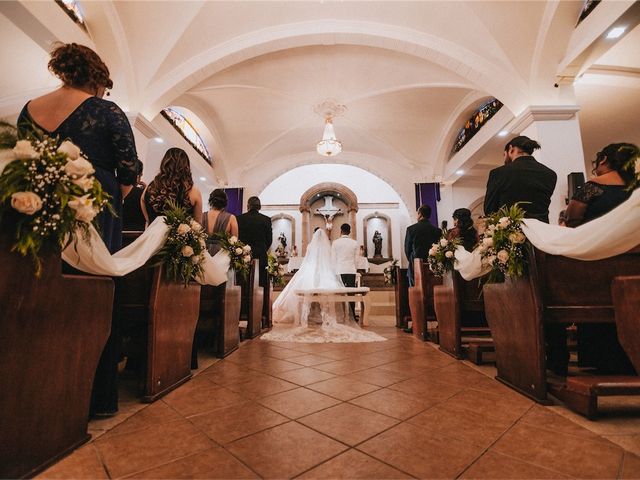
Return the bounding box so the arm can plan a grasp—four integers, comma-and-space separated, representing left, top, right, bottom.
567, 172, 585, 202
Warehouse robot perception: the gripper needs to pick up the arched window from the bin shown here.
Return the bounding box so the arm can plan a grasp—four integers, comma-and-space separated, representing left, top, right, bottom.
161, 108, 212, 165
451, 98, 503, 155
55, 0, 87, 32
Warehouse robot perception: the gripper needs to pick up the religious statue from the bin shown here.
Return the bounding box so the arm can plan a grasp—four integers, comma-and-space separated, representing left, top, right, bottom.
291, 245, 298, 257
314, 196, 342, 230
372, 230, 383, 257
275, 232, 287, 257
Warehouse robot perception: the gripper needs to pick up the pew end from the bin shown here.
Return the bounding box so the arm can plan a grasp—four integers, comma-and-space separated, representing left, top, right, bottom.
408, 259, 442, 342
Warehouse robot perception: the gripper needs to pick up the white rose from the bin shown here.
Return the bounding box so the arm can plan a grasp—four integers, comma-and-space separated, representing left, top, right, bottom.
11, 191, 43, 215
68, 194, 92, 213
229, 236, 238, 244
13, 140, 38, 160
487, 225, 496, 232
445, 251, 454, 259
235, 247, 243, 255
486, 255, 497, 265
72, 175, 94, 192
428, 247, 436, 256
57, 141, 81, 160
243, 245, 251, 254
74, 205, 98, 223
181, 245, 194, 257
497, 249, 510, 263
439, 238, 448, 247
0, 149, 17, 176
498, 217, 511, 229
64, 157, 94, 177
191, 255, 201, 265
190, 221, 203, 232
243, 254, 251, 263
482, 237, 493, 247
278, 265, 285, 274
177, 223, 191, 235
509, 231, 526, 244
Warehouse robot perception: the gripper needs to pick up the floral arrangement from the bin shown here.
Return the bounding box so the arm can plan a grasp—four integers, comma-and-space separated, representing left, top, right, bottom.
266, 251, 286, 286
477, 204, 527, 283
156, 202, 207, 285
624, 145, 640, 191
383, 259, 399, 285
427, 232, 461, 277
0, 122, 110, 275
213, 231, 252, 277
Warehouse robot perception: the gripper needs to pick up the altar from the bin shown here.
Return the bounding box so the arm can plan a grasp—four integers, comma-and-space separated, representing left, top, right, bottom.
287, 256, 370, 273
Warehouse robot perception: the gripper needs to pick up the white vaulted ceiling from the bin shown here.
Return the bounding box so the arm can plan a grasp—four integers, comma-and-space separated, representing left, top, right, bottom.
1, 0, 639, 193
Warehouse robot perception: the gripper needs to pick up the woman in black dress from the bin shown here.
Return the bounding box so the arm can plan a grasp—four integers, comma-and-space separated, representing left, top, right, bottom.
565, 142, 639, 375
141, 147, 202, 225
447, 208, 478, 252
17, 43, 140, 416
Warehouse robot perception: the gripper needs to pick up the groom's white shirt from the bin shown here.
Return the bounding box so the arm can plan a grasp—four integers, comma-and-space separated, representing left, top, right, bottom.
331, 235, 359, 274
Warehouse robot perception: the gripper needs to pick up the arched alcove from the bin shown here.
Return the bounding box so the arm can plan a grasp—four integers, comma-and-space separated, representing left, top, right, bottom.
362, 212, 392, 259
271, 213, 296, 256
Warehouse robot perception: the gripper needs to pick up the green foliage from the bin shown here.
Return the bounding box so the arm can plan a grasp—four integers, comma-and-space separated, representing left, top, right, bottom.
383, 259, 399, 285
266, 251, 286, 286
213, 230, 252, 278
156, 201, 207, 286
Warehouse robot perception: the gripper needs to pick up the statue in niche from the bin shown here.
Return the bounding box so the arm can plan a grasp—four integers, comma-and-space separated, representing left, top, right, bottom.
275, 232, 287, 257
372, 230, 383, 258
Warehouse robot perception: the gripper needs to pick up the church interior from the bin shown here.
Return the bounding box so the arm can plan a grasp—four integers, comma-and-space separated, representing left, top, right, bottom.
1, 1, 640, 478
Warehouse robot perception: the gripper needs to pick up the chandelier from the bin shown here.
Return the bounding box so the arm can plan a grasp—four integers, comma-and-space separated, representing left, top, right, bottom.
316, 116, 342, 157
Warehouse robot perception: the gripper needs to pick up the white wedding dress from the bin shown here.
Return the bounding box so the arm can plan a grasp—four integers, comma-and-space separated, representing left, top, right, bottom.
261, 229, 386, 343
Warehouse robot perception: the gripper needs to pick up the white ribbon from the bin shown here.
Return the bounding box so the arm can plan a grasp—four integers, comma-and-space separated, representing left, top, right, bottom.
62, 216, 230, 286
454, 188, 640, 280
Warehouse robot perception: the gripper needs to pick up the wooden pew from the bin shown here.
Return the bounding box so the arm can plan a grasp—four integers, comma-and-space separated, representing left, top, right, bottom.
197, 268, 242, 358
263, 278, 273, 330
434, 271, 492, 362
238, 260, 264, 339
120, 262, 201, 402
0, 244, 113, 478
394, 265, 411, 329
408, 259, 442, 342
483, 245, 640, 404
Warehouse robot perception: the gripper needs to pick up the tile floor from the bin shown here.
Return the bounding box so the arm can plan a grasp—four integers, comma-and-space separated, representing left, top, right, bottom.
38, 327, 640, 479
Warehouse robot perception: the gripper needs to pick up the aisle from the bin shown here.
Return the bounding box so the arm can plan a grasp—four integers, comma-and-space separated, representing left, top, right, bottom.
40, 328, 640, 479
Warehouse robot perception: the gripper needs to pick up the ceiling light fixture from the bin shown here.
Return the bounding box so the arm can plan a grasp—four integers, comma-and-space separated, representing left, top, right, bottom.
316, 116, 342, 157
497, 130, 509, 137
199, 176, 206, 181
606, 26, 626, 39
456, 170, 465, 175
153, 137, 164, 143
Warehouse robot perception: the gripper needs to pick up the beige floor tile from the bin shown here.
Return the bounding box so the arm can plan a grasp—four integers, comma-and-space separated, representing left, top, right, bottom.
358, 422, 484, 478
227, 422, 348, 479
125, 447, 258, 479
349, 388, 434, 420
36, 444, 108, 479
189, 402, 288, 444
297, 449, 412, 479
298, 403, 399, 446
258, 387, 341, 419
306, 376, 381, 401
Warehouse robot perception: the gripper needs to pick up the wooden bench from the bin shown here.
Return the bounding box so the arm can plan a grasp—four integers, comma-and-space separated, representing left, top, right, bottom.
263, 278, 274, 329
0, 241, 113, 478
238, 260, 264, 339
434, 271, 492, 363
197, 268, 242, 358
120, 262, 201, 402
483, 244, 640, 405
393, 266, 411, 329
293, 287, 371, 326
408, 259, 442, 342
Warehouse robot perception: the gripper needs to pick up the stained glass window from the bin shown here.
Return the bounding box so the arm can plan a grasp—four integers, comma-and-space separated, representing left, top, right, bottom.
55, 0, 87, 32
577, 0, 600, 26
161, 108, 212, 165
451, 98, 503, 156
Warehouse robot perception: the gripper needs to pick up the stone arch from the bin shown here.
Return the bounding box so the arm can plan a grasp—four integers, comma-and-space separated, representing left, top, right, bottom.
299, 182, 358, 255
362, 212, 393, 259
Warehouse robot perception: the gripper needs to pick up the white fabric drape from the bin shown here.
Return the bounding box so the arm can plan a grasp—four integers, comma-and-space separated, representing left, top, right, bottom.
454, 189, 640, 281
62, 216, 230, 286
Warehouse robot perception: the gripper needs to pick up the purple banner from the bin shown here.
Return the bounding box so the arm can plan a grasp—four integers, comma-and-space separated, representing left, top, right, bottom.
414, 183, 440, 226
223, 188, 244, 216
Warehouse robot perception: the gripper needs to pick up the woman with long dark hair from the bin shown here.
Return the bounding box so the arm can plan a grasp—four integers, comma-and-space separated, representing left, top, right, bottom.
447, 208, 478, 251
141, 147, 202, 224
203, 189, 238, 255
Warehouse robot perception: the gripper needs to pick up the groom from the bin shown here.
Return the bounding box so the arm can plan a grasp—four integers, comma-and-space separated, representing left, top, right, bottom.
331, 223, 359, 320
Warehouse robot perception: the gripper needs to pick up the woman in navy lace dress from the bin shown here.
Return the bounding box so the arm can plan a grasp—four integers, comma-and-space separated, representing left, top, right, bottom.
17, 43, 140, 417
17, 43, 139, 253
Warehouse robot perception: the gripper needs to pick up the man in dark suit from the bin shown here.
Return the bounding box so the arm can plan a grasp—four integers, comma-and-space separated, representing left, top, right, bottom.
237, 196, 273, 287
404, 204, 441, 287
484, 135, 557, 223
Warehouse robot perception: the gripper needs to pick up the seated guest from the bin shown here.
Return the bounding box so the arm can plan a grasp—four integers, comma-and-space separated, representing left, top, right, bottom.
484, 136, 557, 223
141, 148, 202, 224
565, 143, 639, 375
122, 161, 146, 232
203, 189, 239, 255
237, 196, 272, 286
447, 208, 478, 251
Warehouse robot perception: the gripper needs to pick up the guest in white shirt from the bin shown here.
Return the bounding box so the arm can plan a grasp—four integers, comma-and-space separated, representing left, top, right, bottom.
331, 223, 359, 320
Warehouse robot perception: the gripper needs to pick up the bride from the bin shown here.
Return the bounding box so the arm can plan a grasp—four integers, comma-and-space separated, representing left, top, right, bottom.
262, 228, 386, 343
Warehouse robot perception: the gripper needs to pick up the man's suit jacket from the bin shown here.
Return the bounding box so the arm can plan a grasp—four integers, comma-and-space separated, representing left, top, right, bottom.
331, 235, 359, 274
237, 210, 272, 264
484, 156, 557, 223
404, 219, 441, 285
